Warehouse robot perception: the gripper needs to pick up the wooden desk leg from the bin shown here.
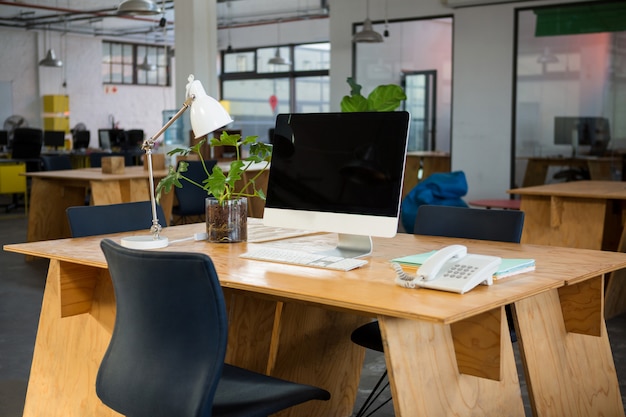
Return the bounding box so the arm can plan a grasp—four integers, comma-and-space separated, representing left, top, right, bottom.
23, 260, 117, 417
224, 290, 369, 417
514, 288, 623, 417
605, 221, 626, 319
379, 314, 524, 416
522, 160, 550, 187
27, 178, 86, 243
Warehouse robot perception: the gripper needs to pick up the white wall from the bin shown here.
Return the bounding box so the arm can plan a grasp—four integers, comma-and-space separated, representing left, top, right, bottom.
0, 27, 176, 148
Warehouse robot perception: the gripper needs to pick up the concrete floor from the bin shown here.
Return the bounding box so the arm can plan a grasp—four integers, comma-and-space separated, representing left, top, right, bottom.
1, 199, 626, 417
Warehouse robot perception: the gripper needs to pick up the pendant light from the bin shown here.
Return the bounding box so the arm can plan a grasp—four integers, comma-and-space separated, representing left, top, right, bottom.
39, 27, 63, 67
268, 20, 290, 66
353, 0, 383, 43
117, 0, 162, 16
139, 37, 156, 72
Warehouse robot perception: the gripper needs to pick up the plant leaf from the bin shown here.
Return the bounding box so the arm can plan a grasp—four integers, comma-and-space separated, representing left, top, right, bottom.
341, 94, 369, 112
367, 85, 407, 111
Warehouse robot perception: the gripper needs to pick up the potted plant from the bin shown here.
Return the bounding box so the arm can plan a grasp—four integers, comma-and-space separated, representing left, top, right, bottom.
156, 131, 272, 243
340, 77, 407, 112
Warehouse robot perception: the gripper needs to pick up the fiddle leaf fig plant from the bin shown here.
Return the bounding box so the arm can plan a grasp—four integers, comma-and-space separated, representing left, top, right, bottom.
340, 77, 407, 112
156, 131, 272, 206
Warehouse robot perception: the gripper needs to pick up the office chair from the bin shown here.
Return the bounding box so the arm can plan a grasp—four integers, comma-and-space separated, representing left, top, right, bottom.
97, 239, 330, 417
40, 155, 72, 171
72, 130, 90, 150
172, 160, 217, 224
66, 201, 167, 238
350, 205, 525, 417
11, 127, 44, 172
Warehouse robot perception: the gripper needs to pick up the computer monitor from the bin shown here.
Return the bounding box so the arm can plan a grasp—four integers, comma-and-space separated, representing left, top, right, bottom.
43, 130, 66, 150
554, 116, 611, 155
263, 111, 410, 258
0, 130, 7, 148
98, 129, 127, 150
73, 130, 90, 150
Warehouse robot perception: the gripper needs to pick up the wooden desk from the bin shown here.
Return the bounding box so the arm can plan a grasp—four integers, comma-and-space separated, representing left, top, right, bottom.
508, 180, 626, 318
25, 167, 173, 243
5, 222, 626, 417
402, 151, 451, 198
520, 156, 620, 187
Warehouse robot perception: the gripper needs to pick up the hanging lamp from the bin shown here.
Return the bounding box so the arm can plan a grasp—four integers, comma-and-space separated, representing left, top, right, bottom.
39, 27, 63, 67
268, 20, 290, 66
117, 0, 163, 15
353, 0, 383, 43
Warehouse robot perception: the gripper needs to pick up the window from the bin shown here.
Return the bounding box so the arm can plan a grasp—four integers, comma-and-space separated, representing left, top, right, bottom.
220, 42, 330, 143
102, 41, 171, 86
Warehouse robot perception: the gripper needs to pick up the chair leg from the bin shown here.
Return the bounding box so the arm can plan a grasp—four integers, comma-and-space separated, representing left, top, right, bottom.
354, 370, 392, 417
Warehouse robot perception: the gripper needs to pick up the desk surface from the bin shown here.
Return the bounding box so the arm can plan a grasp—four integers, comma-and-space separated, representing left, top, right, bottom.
509, 180, 626, 199
23, 166, 170, 180
7, 220, 626, 324
6, 220, 626, 417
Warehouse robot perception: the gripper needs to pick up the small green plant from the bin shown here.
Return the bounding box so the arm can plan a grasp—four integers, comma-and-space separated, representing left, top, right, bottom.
156, 131, 272, 206
340, 77, 407, 112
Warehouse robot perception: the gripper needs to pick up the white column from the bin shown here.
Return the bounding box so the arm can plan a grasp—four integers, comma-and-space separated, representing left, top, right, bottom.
174, 0, 219, 141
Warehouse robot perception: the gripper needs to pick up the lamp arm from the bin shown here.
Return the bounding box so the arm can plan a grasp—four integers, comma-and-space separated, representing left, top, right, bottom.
143, 94, 195, 241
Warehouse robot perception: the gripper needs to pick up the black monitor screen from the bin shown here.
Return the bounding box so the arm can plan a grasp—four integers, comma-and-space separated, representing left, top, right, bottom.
44, 130, 66, 148
0, 130, 7, 146
73, 130, 90, 149
99, 129, 126, 150
266, 111, 410, 217
554, 117, 611, 146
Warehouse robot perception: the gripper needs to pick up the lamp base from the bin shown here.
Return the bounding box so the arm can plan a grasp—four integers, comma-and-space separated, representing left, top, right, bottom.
120, 235, 169, 250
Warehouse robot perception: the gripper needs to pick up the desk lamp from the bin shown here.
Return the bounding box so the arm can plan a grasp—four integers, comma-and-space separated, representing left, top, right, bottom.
120, 74, 233, 249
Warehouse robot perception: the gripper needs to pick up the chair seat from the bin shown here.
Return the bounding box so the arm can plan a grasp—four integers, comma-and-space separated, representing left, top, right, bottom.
213, 364, 330, 417
350, 321, 383, 353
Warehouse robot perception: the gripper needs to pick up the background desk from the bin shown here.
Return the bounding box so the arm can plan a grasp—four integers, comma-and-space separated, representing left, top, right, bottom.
520, 156, 620, 187
508, 180, 626, 318
5, 223, 626, 417
25, 167, 172, 243
402, 151, 451, 198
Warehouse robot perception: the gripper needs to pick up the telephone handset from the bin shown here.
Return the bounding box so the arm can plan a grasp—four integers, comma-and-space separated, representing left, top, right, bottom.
394, 244, 501, 294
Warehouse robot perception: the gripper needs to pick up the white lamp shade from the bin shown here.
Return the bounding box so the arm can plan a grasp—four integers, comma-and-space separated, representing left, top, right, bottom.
186, 77, 234, 138
117, 0, 162, 15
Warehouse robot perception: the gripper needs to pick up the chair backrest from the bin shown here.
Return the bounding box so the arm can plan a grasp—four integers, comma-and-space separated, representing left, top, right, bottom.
73, 130, 90, 150
12, 128, 43, 160
40, 154, 72, 171
174, 160, 217, 216
413, 205, 524, 243
66, 201, 167, 238
98, 239, 227, 417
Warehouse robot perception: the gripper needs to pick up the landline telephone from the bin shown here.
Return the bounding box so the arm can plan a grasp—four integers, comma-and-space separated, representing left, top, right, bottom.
394, 244, 501, 294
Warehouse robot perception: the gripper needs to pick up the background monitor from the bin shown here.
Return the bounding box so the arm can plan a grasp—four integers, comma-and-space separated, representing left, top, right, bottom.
43, 130, 66, 150
263, 111, 410, 257
98, 129, 127, 150
554, 117, 611, 146
73, 130, 90, 150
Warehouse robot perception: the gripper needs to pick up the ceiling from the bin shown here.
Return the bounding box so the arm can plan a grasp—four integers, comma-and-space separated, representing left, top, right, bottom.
0, 0, 329, 44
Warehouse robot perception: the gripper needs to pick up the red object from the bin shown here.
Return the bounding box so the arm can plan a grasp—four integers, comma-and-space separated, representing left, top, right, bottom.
269, 95, 278, 112
468, 199, 521, 210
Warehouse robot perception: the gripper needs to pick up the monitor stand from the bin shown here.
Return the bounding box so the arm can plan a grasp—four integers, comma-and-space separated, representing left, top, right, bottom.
316, 234, 373, 259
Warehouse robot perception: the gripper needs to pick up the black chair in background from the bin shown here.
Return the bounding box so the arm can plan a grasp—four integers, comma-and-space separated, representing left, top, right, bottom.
12, 127, 44, 172
40, 155, 72, 171
66, 201, 167, 238
125, 129, 144, 151
350, 205, 525, 417
172, 160, 217, 225
97, 239, 330, 417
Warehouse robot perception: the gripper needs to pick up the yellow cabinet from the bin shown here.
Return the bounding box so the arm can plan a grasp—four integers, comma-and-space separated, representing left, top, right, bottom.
42, 95, 70, 133
0, 162, 26, 194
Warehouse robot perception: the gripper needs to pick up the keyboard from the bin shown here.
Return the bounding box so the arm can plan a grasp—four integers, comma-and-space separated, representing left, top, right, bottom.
240, 247, 368, 271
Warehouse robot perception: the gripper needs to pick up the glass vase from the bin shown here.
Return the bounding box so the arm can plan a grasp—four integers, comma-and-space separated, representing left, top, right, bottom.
205, 197, 247, 243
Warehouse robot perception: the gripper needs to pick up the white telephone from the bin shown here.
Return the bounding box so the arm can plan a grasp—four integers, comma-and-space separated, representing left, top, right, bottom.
394, 244, 501, 294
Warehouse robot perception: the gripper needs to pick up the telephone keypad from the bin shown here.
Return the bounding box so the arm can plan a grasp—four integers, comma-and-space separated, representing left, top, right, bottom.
444, 264, 479, 280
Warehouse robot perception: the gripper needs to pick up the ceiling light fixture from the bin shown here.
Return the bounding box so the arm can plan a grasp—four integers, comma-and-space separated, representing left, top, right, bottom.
353, 0, 383, 43
39, 27, 63, 67
117, 0, 163, 16
268, 20, 290, 66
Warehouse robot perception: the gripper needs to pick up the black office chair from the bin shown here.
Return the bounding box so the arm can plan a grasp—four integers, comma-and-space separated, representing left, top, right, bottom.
172, 160, 217, 225
12, 127, 44, 172
98, 239, 330, 417
66, 201, 167, 238
40, 154, 72, 171
350, 205, 525, 417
